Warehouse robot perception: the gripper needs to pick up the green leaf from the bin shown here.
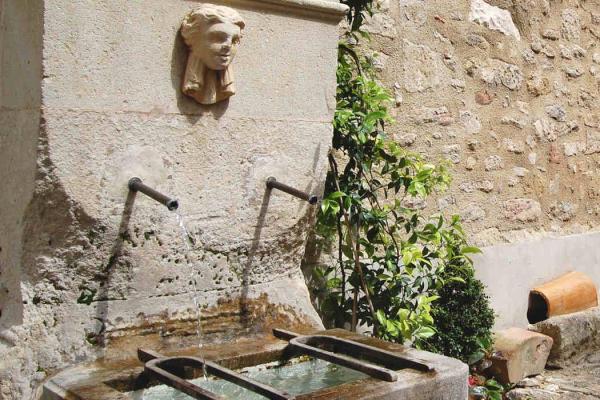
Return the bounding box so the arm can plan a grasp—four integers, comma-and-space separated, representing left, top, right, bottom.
485, 379, 503, 391
467, 351, 485, 365
327, 277, 342, 289
328, 191, 346, 200
415, 326, 436, 339
461, 246, 482, 254
488, 392, 502, 400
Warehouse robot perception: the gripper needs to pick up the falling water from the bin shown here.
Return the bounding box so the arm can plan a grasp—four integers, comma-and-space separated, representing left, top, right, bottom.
175, 211, 208, 380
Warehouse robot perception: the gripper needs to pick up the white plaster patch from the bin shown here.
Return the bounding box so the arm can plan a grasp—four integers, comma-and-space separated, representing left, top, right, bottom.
469, 0, 521, 41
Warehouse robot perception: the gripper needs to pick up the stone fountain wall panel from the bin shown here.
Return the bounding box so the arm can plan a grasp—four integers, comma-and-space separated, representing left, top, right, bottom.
42, 109, 331, 241
0, 0, 342, 397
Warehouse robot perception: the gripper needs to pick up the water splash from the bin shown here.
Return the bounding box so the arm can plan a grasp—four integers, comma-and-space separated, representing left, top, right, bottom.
175, 211, 208, 380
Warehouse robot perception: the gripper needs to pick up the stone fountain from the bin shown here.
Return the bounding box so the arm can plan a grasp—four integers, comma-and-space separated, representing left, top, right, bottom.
0, 1, 467, 398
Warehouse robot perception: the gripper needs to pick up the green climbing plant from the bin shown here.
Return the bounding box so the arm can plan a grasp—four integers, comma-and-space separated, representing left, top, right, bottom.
310, 0, 495, 350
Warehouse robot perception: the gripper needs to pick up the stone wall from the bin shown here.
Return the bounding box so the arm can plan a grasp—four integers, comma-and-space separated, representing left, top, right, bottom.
361, 0, 600, 328
0, 0, 345, 398
365, 0, 600, 245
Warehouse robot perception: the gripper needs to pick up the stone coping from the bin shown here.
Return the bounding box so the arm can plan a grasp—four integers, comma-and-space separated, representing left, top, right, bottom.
221, 0, 349, 21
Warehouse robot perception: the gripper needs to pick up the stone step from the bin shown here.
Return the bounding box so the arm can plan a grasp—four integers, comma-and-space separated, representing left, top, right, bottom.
529, 307, 600, 368
489, 327, 553, 384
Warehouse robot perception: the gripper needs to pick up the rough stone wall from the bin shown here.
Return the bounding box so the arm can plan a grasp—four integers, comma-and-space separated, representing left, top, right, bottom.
364, 0, 600, 246
0, 0, 344, 398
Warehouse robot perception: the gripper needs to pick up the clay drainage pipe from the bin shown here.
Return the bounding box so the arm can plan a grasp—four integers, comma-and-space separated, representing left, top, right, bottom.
527, 271, 598, 324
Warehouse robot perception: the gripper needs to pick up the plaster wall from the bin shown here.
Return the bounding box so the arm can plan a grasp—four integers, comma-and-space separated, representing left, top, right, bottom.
0, 0, 345, 398
474, 231, 600, 328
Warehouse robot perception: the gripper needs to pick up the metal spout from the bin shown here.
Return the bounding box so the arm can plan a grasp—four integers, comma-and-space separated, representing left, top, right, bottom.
266, 177, 318, 205
128, 177, 179, 211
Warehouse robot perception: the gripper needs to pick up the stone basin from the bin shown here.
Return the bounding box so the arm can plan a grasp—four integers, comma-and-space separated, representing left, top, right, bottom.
42, 329, 467, 400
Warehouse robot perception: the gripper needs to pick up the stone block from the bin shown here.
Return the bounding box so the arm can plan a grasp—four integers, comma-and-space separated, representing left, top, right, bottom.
489, 328, 553, 384
530, 307, 600, 367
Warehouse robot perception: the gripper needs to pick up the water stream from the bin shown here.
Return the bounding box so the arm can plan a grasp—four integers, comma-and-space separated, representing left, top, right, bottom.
175, 211, 208, 379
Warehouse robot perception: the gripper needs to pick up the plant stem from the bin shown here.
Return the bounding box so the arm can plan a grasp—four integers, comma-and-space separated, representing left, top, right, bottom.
328, 152, 377, 331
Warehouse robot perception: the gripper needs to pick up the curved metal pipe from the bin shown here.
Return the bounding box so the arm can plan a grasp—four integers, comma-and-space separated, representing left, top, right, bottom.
266, 177, 318, 205
128, 177, 179, 211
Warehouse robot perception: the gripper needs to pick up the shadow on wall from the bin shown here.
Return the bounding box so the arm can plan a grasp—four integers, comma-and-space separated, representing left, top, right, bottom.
92, 189, 137, 347
239, 185, 271, 327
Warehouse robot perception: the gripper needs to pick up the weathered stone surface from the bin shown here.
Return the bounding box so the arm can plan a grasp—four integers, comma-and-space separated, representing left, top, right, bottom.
585, 131, 600, 154
559, 44, 586, 59
489, 327, 553, 384
484, 155, 504, 171
462, 203, 486, 222
545, 105, 566, 122
469, 0, 521, 40
442, 144, 462, 163
363, 11, 398, 39
561, 8, 581, 41
565, 65, 584, 78
527, 73, 551, 96
466, 156, 477, 170
563, 142, 579, 156
501, 116, 527, 130
513, 167, 528, 177
504, 138, 525, 153
549, 201, 577, 221
504, 199, 542, 222
395, 133, 417, 147
466, 33, 490, 49
506, 388, 560, 399
508, 362, 600, 399
530, 307, 600, 367
460, 110, 482, 134
402, 40, 447, 93
475, 90, 494, 105
476, 180, 494, 192
534, 119, 559, 142
478, 59, 523, 90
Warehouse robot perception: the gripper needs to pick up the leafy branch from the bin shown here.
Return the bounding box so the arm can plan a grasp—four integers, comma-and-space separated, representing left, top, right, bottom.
310, 0, 491, 348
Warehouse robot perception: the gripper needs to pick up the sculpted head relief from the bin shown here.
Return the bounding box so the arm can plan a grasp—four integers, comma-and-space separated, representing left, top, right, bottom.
181, 5, 245, 105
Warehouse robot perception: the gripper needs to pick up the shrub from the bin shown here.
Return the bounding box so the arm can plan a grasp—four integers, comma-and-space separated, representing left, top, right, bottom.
422, 257, 495, 362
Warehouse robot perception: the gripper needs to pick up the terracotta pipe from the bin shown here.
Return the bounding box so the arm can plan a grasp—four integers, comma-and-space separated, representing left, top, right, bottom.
527, 271, 598, 324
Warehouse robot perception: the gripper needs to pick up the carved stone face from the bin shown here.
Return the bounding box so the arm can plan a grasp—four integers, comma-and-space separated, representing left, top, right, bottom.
196, 22, 242, 71
181, 5, 245, 105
